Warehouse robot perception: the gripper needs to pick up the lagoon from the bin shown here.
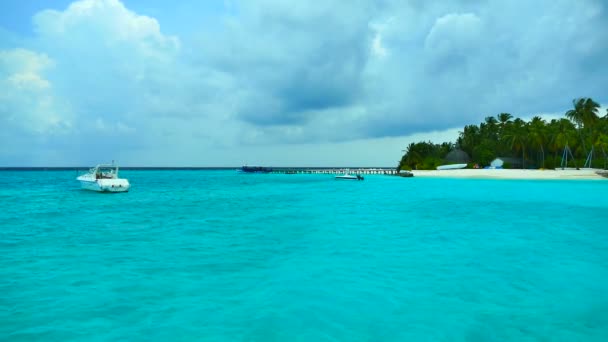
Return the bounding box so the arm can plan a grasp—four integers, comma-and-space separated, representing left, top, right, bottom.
1, 170, 607, 341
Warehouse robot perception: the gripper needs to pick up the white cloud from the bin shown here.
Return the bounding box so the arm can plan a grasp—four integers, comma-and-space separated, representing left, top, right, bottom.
8, 72, 51, 90
0, 48, 53, 71
24, 0, 187, 143
0, 48, 54, 91
369, 18, 393, 58
0, 0, 606, 166
371, 33, 388, 58
0, 48, 72, 134
425, 13, 482, 53
33, 0, 179, 53
94, 117, 135, 133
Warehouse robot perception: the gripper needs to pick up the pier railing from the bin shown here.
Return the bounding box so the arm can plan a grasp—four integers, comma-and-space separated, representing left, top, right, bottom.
269, 168, 399, 175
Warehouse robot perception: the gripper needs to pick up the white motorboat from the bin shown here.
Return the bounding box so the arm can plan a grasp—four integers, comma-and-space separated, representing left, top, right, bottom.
436, 163, 467, 170
77, 163, 130, 192
335, 171, 364, 180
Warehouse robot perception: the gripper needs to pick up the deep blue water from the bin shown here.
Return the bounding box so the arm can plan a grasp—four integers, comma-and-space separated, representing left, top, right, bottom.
1, 170, 607, 341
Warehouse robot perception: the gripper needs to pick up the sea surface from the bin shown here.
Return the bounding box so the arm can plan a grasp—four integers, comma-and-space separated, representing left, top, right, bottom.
1, 170, 607, 341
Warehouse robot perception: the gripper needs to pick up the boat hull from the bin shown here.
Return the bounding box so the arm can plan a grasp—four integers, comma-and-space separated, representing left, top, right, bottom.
437, 163, 467, 170
335, 175, 363, 180
78, 178, 130, 192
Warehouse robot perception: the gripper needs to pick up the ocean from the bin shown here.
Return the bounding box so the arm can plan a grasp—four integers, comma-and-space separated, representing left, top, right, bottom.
1, 170, 607, 341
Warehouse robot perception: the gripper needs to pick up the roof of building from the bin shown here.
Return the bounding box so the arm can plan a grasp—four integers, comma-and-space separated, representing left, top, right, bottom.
445, 149, 470, 164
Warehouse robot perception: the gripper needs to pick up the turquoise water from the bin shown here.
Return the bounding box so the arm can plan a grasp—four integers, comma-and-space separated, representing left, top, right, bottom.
1, 170, 607, 341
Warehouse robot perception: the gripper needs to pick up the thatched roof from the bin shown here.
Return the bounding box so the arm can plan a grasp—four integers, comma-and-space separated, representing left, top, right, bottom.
445, 149, 470, 164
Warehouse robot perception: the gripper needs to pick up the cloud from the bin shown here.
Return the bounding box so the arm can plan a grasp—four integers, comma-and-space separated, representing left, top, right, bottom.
425, 13, 482, 54
0, 48, 73, 134
424, 13, 482, 72
31, 0, 180, 122
356, 0, 607, 137
193, 0, 376, 128
0, 1, 185, 166
0, 0, 606, 166
192, 0, 608, 145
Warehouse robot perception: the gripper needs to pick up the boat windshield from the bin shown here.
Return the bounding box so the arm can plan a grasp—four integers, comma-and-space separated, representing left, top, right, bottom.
94, 166, 118, 179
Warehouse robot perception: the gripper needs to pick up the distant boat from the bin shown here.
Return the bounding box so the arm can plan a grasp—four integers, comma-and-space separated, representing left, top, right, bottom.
398, 170, 414, 177
436, 163, 467, 170
335, 170, 364, 180
240, 165, 273, 173
77, 163, 130, 192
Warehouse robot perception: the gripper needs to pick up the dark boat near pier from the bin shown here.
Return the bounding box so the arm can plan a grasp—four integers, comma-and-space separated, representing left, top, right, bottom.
240, 165, 273, 173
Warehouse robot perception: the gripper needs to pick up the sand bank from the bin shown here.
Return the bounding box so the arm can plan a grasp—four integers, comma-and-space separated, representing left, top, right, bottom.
410, 168, 606, 180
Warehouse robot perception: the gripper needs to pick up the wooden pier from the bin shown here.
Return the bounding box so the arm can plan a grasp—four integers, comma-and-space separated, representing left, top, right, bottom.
269, 168, 400, 175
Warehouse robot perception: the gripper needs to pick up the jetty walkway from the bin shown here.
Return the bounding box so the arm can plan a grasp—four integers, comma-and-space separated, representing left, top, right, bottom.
269, 168, 399, 175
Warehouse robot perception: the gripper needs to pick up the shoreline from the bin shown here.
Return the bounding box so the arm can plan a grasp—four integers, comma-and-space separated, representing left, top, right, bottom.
410, 168, 606, 180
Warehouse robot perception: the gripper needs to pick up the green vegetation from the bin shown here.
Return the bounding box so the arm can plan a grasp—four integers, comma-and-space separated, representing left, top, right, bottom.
398, 98, 608, 170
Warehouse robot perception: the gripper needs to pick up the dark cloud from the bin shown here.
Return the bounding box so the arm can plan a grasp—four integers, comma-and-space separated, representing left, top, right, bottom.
189, 0, 608, 142
192, 0, 375, 127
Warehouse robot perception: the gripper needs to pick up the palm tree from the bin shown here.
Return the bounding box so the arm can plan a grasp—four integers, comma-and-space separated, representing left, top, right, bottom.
528, 116, 546, 168
483, 116, 499, 141
594, 133, 608, 169
496, 113, 513, 155
401, 142, 421, 169
485, 116, 498, 125
458, 124, 481, 159
593, 118, 608, 169
497, 113, 513, 136
503, 118, 528, 168
497, 113, 513, 126
565, 98, 601, 160
565, 98, 600, 128
552, 118, 578, 168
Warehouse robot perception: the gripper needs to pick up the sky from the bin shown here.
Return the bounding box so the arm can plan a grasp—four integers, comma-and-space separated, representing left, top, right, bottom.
0, 0, 606, 166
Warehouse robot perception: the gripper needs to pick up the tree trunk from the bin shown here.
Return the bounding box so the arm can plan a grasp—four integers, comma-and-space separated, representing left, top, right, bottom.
540, 145, 545, 168
554, 149, 558, 166
578, 127, 588, 160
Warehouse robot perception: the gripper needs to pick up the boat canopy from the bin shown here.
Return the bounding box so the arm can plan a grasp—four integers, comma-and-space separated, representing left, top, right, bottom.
91, 164, 119, 179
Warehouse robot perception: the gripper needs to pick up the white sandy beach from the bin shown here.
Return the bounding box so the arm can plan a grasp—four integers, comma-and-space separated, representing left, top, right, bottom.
410, 168, 607, 180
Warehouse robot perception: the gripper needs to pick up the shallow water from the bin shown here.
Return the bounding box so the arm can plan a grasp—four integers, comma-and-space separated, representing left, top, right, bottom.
1, 171, 607, 341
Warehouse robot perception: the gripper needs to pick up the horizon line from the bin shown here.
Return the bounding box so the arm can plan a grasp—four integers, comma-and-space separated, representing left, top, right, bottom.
0, 166, 397, 171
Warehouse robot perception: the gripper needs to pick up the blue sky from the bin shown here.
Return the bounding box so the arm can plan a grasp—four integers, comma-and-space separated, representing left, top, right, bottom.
0, 0, 606, 166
